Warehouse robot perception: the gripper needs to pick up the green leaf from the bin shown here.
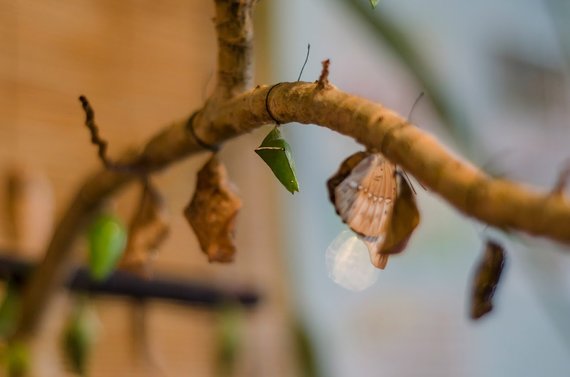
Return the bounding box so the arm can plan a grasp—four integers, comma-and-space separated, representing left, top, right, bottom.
0, 284, 20, 339
370, 0, 379, 8
88, 214, 127, 281
255, 127, 300, 194
62, 298, 97, 376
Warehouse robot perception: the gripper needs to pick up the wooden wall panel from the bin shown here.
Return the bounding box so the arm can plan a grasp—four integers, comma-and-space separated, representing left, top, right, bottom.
0, 1, 295, 376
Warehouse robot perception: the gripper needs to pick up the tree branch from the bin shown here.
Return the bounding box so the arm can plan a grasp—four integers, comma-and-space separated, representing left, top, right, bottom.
13, 0, 570, 340
211, 0, 256, 101
14, 79, 570, 338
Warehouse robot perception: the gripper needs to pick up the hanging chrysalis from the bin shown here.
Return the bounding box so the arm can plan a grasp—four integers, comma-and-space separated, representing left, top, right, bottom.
0, 283, 20, 339
255, 127, 300, 194
4, 342, 30, 377
61, 298, 98, 376
119, 182, 169, 277
185, 155, 242, 263
87, 213, 127, 281
470, 240, 506, 320
327, 151, 420, 269
216, 304, 243, 377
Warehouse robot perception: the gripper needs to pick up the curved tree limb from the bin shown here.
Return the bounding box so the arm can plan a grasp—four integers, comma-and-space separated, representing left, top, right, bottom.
13, 0, 570, 340
14, 78, 570, 338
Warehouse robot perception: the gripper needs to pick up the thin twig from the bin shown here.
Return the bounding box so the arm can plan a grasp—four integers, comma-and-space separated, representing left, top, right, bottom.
79, 96, 145, 174
79, 95, 112, 169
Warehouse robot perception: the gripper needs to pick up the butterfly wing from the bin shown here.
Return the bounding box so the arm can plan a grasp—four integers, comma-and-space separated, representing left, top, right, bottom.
360, 235, 390, 269
334, 154, 397, 237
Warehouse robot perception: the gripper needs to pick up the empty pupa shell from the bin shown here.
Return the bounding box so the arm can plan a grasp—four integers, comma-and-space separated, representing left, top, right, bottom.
255, 127, 300, 194
184, 155, 242, 263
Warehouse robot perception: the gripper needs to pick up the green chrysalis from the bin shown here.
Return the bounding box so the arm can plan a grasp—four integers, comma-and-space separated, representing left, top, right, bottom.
0, 283, 20, 339
370, 0, 379, 9
62, 298, 97, 376
216, 304, 242, 377
255, 127, 300, 194
88, 214, 127, 281
4, 342, 30, 377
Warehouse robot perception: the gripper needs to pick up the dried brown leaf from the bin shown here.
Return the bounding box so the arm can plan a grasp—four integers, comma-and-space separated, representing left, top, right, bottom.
470, 240, 506, 320
184, 156, 242, 263
119, 183, 169, 277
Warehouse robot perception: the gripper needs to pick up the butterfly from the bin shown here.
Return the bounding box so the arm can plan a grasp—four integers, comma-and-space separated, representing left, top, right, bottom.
328, 151, 419, 269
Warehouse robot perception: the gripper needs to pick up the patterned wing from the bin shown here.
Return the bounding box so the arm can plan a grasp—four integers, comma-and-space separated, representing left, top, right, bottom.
334, 153, 397, 237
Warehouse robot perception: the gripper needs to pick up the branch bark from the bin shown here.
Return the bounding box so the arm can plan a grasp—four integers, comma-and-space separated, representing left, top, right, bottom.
13, 0, 570, 339
211, 0, 255, 100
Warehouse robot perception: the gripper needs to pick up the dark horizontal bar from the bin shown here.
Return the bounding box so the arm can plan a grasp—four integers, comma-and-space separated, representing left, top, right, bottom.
0, 253, 260, 308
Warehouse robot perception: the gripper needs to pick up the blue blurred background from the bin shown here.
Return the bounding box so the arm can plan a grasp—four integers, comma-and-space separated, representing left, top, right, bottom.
270, 1, 570, 376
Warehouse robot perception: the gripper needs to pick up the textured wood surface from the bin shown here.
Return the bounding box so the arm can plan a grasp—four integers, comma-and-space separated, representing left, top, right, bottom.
0, 1, 293, 376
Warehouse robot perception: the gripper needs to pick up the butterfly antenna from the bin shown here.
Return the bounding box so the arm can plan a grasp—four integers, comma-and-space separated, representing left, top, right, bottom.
397, 169, 417, 195
297, 44, 311, 82
407, 91, 425, 122
401, 169, 426, 194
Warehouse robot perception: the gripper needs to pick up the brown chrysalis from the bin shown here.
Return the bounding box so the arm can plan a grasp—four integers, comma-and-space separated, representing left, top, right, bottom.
470, 240, 506, 320
119, 182, 169, 277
